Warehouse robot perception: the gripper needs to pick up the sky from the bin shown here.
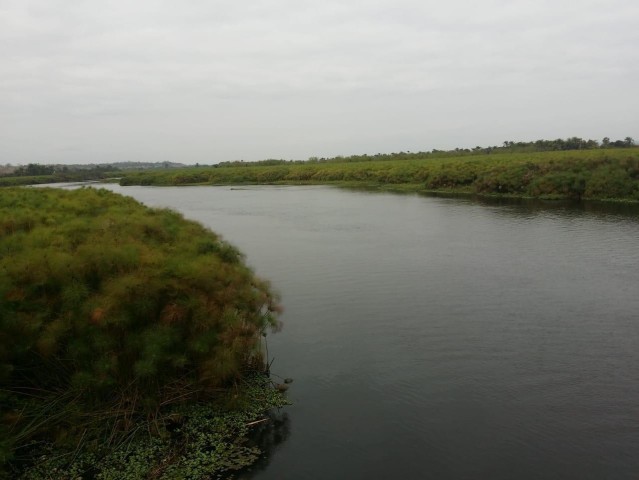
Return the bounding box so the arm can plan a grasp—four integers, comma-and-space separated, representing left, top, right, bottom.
1, 0, 638, 165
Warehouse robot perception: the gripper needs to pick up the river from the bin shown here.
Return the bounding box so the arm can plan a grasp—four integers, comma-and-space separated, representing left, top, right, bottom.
88, 185, 639, 479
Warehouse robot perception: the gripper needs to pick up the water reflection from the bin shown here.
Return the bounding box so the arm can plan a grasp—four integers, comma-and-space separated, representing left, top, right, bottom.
330, 186, 639, 220
237, 410, 292, 479
473, 195, 639, 219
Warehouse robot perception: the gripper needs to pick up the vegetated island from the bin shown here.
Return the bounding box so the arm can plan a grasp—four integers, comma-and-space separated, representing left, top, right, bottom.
0, 162, 185, 188
0, 187, 287, 479
119, 140, 639, 202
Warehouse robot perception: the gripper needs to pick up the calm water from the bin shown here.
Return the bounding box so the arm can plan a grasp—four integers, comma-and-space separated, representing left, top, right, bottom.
94, 185, 639, 479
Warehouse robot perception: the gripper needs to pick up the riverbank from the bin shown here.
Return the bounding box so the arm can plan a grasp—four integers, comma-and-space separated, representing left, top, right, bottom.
119, 148, 639, 202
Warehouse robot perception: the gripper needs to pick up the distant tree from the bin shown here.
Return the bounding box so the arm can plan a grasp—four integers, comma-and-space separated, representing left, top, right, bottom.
624, 137, 635, 146
602, 137, 610, 147
564, 137, 585, 150
13, 163, 54, 176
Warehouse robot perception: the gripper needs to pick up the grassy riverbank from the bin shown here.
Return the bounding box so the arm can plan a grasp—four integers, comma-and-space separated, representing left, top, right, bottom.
120, 148, 639, 201
0, 187, 286, 478
0, 170, 120, 187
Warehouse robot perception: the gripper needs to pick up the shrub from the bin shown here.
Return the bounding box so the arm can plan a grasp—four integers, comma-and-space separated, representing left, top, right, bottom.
0, 187, 282, 472
585, 165, 638, 200
528, 172, 587, 199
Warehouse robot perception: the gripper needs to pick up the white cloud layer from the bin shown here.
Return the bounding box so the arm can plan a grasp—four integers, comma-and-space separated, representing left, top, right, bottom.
1, 0, 638, 164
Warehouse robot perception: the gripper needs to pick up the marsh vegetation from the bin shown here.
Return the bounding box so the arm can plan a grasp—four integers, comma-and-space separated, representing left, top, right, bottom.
119, 148, 639, 201
0, 187, 286, 478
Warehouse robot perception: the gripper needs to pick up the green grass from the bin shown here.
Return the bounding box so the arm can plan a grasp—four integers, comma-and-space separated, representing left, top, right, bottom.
120, 149, 639, 201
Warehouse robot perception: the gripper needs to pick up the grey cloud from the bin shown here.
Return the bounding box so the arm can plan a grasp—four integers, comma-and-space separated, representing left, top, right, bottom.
1, 0, 637, 164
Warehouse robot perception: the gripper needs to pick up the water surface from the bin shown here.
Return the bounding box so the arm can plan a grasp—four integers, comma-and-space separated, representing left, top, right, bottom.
96, 185, 639, 479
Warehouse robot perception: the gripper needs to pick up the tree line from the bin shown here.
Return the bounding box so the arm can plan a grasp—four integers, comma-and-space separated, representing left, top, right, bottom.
213, 136, 637, 168
6, 163, 118, 177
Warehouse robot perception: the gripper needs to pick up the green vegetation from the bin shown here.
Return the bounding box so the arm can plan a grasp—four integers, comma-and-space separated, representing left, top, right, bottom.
0, 166, 119, 187
0, 187, 285, 478
13, 375, 288, 479
120, 148, 639, 202
0, 162, 191, 187
5, 137, 638, 199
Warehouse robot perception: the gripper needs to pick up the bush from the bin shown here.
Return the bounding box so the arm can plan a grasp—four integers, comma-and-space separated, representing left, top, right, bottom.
528, 172, 587, 199
0, 187, 282, 473
585, 165, 638, 200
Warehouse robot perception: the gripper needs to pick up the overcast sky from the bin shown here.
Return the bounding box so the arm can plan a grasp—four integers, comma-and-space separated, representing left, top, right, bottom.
1, 0, 638, 165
